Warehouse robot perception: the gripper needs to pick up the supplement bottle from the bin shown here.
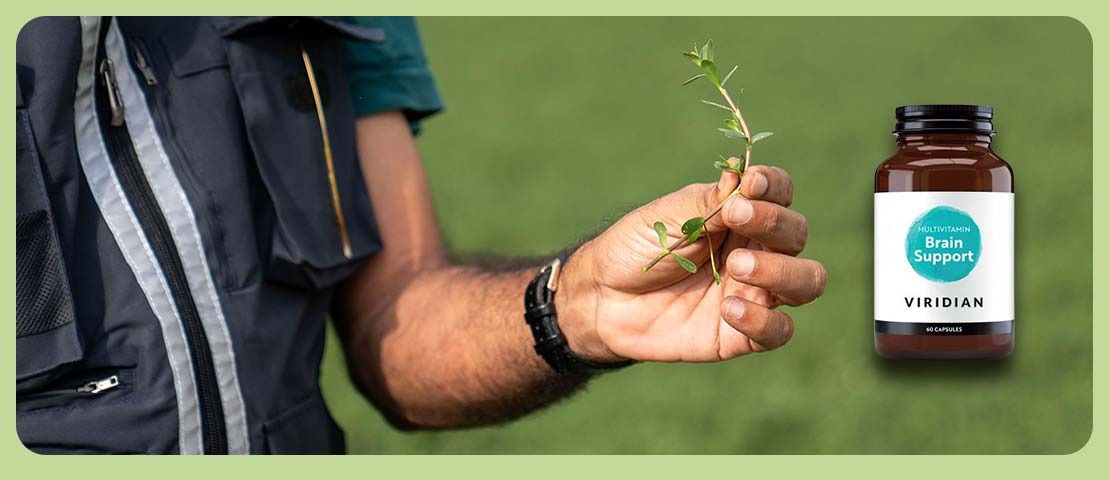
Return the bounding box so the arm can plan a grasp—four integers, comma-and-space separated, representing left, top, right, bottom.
874, 105, 1014, 359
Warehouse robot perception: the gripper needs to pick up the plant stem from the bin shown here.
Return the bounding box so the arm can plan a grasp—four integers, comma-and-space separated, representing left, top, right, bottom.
642, 57, 757, 275
718, 87, 753, 171
641, 190, 739, 271
704, 224, 720, 284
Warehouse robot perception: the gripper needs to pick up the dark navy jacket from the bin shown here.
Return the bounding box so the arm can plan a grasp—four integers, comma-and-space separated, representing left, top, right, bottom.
15, 16, 398, 454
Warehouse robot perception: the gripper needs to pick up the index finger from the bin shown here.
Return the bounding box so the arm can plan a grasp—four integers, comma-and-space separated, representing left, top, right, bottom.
740, 165, 794, 207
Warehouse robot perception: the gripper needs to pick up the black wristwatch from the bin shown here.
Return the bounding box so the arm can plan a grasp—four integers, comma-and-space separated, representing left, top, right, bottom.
523, 257, 635, 375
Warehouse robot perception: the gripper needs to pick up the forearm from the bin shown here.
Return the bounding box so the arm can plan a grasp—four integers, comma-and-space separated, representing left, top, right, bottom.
336, 260, 590, 429
333, 111, 595, 429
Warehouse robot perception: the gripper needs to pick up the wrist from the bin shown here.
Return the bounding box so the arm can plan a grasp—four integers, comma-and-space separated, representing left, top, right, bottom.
554, 243, 626, 364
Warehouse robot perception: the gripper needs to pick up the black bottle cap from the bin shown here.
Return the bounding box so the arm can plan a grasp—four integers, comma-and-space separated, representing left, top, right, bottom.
893, 104, 994, 135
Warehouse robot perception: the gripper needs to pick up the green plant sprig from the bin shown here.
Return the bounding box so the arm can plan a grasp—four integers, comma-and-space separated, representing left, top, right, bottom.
641, 40, 775, 284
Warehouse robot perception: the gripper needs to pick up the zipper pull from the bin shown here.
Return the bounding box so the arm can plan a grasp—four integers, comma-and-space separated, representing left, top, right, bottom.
77, 375, 120, 394
130, 44, 158, 86
98, 58, 126, 127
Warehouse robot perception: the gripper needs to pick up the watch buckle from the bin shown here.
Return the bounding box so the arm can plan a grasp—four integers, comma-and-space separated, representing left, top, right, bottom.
545, 258, 562, 292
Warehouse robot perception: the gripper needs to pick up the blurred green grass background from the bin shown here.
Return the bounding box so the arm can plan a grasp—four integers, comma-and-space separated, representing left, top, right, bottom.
320, 17, 1092, 454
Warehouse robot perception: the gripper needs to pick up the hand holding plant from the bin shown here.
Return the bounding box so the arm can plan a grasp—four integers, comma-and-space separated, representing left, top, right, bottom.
642, 41, 775, 284
555, 40, 825, 363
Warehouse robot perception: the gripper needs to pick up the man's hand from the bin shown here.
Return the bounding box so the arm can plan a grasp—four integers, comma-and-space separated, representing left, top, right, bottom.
339, 112, 827, 428
559, 161, 827, 363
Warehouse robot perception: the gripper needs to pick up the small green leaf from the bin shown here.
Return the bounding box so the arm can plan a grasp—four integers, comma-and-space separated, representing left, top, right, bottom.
721, 65, 738, 87
653, 221, 668, 248
699, 40, 714, 62
700, 99, 733, 112
723, 118, 740, 131
751, 131, 775, 143
682, 73, 706, 86
670, 252, 698, 273
682, 217, 705, 243
713, 159, 732, 170
699, 59, 721, 87
718, 128, 744, 140
683, 51, 701, 65
704, 225, 722, 285
681, 216, 705, 236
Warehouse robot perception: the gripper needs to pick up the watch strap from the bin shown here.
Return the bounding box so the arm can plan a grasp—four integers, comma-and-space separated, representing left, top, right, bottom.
524, 259, 635, 375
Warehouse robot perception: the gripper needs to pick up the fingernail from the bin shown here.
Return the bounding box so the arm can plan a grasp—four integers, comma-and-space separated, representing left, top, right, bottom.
723, 297, 746, 320
748, 172, 769, 197
726, 197, 754, 225
728, 251, 756, 278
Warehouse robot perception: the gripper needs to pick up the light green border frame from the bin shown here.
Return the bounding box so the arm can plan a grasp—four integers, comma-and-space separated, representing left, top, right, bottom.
2, 1, 1102, 475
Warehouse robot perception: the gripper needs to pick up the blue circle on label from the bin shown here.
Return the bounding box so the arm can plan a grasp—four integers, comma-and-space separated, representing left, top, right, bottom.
905, 206, 981, 283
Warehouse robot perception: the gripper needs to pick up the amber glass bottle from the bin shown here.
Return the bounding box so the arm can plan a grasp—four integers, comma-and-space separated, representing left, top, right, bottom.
874, 105, 1014, 359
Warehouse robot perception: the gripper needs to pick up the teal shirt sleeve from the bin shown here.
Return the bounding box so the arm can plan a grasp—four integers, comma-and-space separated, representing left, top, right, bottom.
342, 17, 444, 133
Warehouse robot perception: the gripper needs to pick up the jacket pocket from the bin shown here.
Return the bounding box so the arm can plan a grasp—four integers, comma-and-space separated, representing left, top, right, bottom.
222, 17, 384, 289
17, 367, 134, 414
16, 108, 83, 392
157, 17, 232, 78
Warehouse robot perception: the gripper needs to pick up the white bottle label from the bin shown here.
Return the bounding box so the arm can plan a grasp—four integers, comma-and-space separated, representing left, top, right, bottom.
874, 192, 1014, 335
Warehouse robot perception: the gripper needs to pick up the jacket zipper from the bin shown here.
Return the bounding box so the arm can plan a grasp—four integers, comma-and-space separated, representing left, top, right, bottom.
95, 19, 228, 455
130, 42, 158, 86
98, 58, 125, 126
78, 375, 121, 394
19, 374, 122, 401
299, 42, 353, 259
129, 38, 238, 290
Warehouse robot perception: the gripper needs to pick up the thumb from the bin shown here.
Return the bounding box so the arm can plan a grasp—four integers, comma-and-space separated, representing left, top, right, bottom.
702, 157, 742, 232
